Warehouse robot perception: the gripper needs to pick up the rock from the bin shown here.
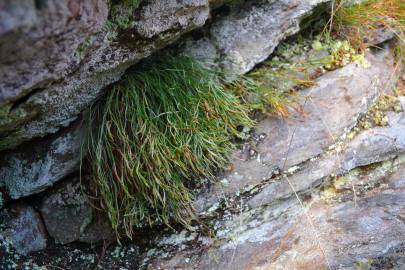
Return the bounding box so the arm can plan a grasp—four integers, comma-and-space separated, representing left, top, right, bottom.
363, 25, 396, 45
342, 111, 405, 171
79, 213, 114, 244
39, 178, 114, 245
0, 0, 108, 105
194, 48, 396, 213
0, 204, 47, 255
248, 100, 405, 208
0, 119, 84, 199
39, 180, 92, 244
147, 156, 405, 269
0, 0, 210, 150
182, 0, 331, 76
132, 0, 209, 40
247, 156, 338, 208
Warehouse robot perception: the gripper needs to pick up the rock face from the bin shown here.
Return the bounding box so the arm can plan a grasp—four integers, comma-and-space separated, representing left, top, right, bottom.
147, 156, 405, 270
0, 204, 47, 255
1, 0, 405, 267
0, 119, 84, 199
0, 0, 210, 150
194, 47, 396, 213
144, 67, 405, 270
39, 180, 92, 244
0, 0, 109, 105
182, 0, 330, 75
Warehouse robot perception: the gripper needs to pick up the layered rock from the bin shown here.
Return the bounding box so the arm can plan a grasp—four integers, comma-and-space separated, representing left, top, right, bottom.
1, 0, 404, 266
148, 157, 405, 269
194, 46, 397, 213
143, 58, 405, 270
0, 0, 210, 151
0, 0, 334, 208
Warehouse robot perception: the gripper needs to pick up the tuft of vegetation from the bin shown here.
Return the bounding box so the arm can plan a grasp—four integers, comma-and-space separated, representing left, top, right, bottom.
230, 34, 367, 117
331, 0, 405, 50
84, 56, 253, 237
230, 77, 293, 117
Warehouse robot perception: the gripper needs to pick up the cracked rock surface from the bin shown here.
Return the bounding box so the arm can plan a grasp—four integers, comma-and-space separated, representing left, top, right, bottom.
1, 0, 404, 268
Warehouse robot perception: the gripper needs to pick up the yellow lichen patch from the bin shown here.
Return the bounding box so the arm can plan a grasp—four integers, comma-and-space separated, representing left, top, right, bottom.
358, 94, 403, 129
325, 40, 369, 70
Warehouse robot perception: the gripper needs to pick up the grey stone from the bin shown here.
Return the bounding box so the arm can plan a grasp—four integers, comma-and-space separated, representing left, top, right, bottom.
0, 119, 84, 199
39, 180, 92, 244
0, 0, 210, 150
148, 158, 405, 270
193, 48, 396, 213
183, 0, 331, 76
0, 0, 109, 105
248, 107, 405, 208
133, 0, 209, 39
180, 37, 220, 68
342, 111, 405, 171
0, 204, 47, 255
78, 214, 114, 244
247, 156, 338, 208
363, 25, 396, 45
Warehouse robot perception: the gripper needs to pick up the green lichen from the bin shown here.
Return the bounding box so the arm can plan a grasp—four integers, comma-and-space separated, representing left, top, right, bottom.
104, 0, 143, 40
75, 34, 97, 61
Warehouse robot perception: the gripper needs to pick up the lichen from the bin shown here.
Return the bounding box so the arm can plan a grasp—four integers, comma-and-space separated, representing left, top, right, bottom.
359, 95, 403, 129
103, 0, 143, 40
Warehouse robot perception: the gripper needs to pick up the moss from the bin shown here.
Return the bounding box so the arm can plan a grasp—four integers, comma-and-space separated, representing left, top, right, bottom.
75, 34, 97, 61
84, 55, 253, 237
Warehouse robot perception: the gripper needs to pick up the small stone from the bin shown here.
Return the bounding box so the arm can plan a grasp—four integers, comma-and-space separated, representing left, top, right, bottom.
40, 179, 92, 244
0, 204, 47, 255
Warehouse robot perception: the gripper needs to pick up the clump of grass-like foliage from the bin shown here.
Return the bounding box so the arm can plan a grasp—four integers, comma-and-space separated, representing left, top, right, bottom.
84, 56, 253, 236
331, 0, 405, 49
230, 34, 367, 117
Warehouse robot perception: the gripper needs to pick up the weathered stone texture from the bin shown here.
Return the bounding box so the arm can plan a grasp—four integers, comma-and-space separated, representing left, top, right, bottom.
194, 48, 396, 213
0, 204, 47, 255
0, 120, 84, 199
182, 0, 331, 76
0, 0, 210, 151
